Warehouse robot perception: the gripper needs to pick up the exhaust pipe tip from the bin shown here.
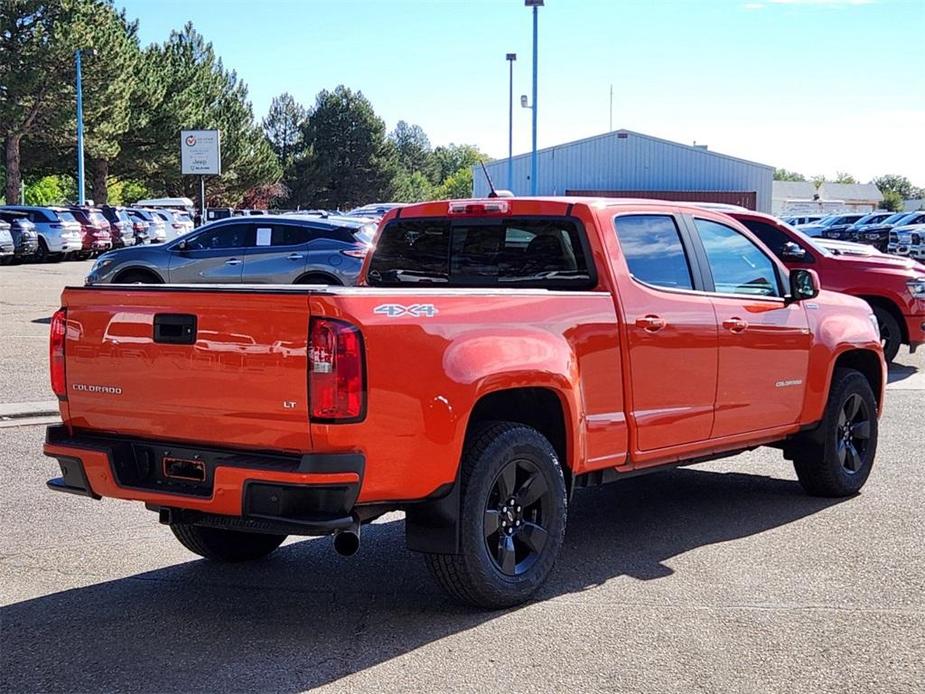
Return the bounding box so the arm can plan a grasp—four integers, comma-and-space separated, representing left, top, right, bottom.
333, 528, 360, 556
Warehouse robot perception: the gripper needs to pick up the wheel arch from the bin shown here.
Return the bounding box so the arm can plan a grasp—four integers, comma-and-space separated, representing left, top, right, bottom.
295, 270, 342, 285
112, 266, 165, 284
833, 349, 884, 409
858, 294, 908, 345
405, 385, 576, 556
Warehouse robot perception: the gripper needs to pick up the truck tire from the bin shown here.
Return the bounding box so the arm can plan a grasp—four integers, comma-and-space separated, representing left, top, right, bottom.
871, 306, 901, 363
170, 523, 286, 562
792, 368, 878, 497
424, 422, 568, 609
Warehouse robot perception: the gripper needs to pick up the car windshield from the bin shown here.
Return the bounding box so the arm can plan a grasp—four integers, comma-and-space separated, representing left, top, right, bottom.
54, 211, 77, 223
881, 213, 906, 224
88, 212, 108, 225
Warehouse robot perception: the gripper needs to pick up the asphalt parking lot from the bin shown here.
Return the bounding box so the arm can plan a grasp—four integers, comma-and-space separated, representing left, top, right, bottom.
1, 261, 923, 693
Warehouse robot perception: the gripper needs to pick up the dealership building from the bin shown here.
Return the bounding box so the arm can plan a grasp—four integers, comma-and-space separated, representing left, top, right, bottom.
473, 129, 774, 212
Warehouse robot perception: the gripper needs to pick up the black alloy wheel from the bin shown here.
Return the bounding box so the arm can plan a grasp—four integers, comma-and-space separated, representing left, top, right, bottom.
835, 393, 871, 474
484, 458, 551, 576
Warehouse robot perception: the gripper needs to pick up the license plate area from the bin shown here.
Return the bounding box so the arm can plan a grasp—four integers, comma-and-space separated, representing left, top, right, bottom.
163, 456, 206, 482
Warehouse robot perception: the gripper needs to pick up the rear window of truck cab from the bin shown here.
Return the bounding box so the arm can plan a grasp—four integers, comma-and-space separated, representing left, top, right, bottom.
367, 217, 596, 289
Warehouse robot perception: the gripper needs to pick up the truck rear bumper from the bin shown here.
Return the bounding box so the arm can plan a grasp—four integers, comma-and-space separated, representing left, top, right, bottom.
43, 425, 364, 535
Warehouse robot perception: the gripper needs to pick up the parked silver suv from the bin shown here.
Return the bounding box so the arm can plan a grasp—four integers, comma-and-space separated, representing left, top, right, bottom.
0, 205, 83, 262
86, 214, 376, 285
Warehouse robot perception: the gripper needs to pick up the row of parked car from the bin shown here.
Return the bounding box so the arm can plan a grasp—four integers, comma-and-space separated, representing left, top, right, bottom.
783, 210, 925, 258
0, 204, 194, 264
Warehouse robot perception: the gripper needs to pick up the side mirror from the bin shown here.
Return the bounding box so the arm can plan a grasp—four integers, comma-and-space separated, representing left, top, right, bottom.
789, 268, 820, 302
780, 241, 807, 261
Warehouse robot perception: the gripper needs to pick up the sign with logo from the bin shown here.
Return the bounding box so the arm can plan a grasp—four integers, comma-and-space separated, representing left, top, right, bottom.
180, 129, 221, 175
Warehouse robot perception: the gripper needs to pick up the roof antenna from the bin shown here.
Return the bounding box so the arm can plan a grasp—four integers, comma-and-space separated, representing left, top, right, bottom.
479, 159, 514, 198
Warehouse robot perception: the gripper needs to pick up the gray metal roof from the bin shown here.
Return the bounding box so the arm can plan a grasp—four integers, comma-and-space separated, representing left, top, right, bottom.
772, 181, 817, 200
818, 182, 884, 202
497, 129, 774, 171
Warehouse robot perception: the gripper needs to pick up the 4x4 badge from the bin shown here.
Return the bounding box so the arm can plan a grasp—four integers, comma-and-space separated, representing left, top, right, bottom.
374, 303, 438, 318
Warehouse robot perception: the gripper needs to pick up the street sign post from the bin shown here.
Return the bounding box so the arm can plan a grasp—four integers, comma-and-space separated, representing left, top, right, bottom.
180, 130, 221, 224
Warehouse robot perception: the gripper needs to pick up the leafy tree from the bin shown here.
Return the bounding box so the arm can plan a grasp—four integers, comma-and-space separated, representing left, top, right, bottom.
428, 144, 486, 186
23, 174, 71, 205
290, 85, 397, 209
262, 92, 306, 169
873, 174, 918, 200
0, 0, 81, 203
390, 121, 431, 176
392, 170, 433, 203
880, 190, 904, 213
833, 172, 858, 184
115, 23, 280, 206
435, 166, 474, 200
811, 174, 826, 188
773, 168, 806, 182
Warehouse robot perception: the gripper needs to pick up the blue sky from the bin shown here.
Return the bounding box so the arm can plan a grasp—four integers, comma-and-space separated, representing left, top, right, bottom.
120, 0, 925, 184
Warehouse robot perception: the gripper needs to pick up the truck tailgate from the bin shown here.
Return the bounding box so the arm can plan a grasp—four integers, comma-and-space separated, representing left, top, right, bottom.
60, 286, 312, 452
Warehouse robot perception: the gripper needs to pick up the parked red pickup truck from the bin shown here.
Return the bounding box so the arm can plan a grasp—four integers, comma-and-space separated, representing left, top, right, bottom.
724, 209, 925, 363
44, 198, 885, 608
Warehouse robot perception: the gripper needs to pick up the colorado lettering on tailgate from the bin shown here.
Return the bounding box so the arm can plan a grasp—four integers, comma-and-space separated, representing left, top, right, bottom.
43, 197, 886, 609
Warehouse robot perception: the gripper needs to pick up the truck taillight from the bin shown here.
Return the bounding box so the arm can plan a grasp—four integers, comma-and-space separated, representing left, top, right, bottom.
309, 318, 365, 421
50, 308, 67, 399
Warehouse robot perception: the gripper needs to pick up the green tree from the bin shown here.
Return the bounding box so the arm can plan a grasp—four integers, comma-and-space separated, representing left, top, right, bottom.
833, 172, 858, 184
262, 92, 306, 168
392, 170, 433, 203
773, 168, 806, 182
880, 190, 904, 212
390, 121, 431, 176
23, 174, 72, 205
0, 0, 81, 203
427, 144, 486, 186
290, 85, 397, 209
873, 174, 918, 200
435, 166, 474, 200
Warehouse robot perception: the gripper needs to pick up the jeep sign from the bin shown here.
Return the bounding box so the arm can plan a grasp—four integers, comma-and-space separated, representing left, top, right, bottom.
180, 129, 221, 175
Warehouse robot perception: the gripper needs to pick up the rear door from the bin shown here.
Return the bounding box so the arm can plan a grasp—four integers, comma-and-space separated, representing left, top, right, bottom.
612, 213, 718, 457
242, 222, 311, 283
168, 222, 251, 283
686, 216, 810, 438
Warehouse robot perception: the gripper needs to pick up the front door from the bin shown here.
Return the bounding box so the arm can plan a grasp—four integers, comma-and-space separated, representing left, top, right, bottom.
689, 217, 810, 438
612, 213, 718, 456
168, 222, 251, 283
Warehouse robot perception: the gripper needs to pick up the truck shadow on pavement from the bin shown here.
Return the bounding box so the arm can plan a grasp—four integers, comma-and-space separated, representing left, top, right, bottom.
1, 468, 847, 692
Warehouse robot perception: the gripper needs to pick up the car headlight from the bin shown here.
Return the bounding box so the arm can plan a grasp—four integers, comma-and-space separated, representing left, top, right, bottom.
907, 278, 925, 299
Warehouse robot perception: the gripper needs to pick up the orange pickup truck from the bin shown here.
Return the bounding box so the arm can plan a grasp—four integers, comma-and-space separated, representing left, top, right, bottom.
44, 198, 885, 607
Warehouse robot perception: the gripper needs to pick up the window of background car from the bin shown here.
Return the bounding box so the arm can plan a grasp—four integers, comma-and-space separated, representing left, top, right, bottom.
262, 224, 316, 246
54, 211, 78, 223
694, 218, 781, 298
185, 224, 249, 250
614, 214, 694, 291
739, 219, 814, 263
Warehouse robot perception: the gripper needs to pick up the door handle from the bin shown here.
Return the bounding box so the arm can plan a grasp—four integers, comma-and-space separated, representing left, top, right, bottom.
224, 258, 242, 266
635, 315, 666, 332
287, 253, 305, 260
722, 317, 749, 333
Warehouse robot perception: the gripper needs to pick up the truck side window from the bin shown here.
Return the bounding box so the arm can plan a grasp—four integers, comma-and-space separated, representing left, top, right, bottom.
694, 219, 781, 298
614, 215, 693, 291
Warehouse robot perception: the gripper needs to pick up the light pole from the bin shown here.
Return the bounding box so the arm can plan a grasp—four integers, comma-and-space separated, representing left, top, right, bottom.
506, 53, 516, 191
75, 48, 95, 205
525, 0, 542, 195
